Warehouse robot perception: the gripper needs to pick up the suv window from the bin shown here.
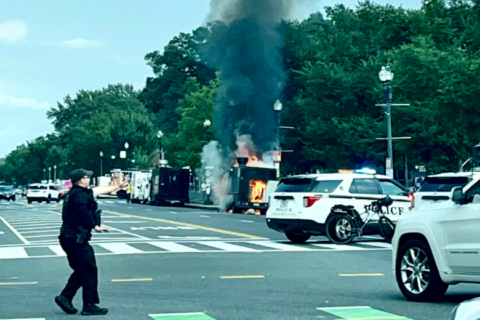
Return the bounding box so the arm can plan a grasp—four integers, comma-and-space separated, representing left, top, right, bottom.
28, 185, 47, 190
418, 177, 471, 192
311, 180, 342, 193
349, 179, 380, 194
275, 178, 315, 193
49, 186, 57, 190
465, 181, 480, 204
378, 180, 406, 196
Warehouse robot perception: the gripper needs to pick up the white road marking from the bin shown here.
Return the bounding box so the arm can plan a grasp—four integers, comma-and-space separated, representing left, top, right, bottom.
105, 201, 114, 204
98, 243, 143, 254
198, 241, 257, 252
0, 247, 28, 258
146, 209, 152, 211
148, 241, 200, 252
312, 244, 367, 251
361, 241, 392, 248
241, 220, 254, 223
10, 222, 60, 228
104, 221, 145, 224
200, 215, 210, 218
16, 225, 61, 231
21, 230, 61, 234
0, 216, 29, 244
244, 241, 312, 251
48, 245, 66, 256
24, 234, 59, 238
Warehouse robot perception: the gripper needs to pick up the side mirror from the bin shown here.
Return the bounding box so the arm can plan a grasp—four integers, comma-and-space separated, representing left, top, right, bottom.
408, 187, 416, 193
451, 187, 464, 204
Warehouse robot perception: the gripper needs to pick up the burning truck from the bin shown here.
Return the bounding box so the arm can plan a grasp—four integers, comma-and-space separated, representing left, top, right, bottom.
225, 157, 278, 215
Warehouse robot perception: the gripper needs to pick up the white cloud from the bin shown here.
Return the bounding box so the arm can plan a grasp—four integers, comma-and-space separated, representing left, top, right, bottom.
0, 20, 28, 44
55, 38, 104, 48
7, 97, 50, 109
0, 91, 50, 110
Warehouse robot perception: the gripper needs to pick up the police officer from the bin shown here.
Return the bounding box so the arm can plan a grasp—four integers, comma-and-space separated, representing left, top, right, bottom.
55, 169, 127, 316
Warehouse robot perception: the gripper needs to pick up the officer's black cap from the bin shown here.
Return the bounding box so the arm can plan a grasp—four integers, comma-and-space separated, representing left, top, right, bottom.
70, 169, 93, 184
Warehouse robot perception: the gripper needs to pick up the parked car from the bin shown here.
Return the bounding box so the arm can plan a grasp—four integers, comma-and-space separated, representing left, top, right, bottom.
414, 172, 477, 209
392, 174, 480, 301
266, 170, 414, 243
0, 186, 16, 201
26, 183, 60, 203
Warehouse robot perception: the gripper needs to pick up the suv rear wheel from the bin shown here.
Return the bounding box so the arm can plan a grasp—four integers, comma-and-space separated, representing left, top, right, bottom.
396, 239, 448, 302
285, 232, 310, 244
326, 214, 356, 244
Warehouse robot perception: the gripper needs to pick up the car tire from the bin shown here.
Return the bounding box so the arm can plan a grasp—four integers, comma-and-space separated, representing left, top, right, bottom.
12, 196, 16, 201
285, 232, 311, 244
325, 214, 357, 244
46, 195, 51, 204
396, 239, 448, 302
27, 198, 32, 204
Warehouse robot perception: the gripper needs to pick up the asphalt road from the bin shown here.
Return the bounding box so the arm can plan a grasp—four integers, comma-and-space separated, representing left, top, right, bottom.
0, 197, 478, 320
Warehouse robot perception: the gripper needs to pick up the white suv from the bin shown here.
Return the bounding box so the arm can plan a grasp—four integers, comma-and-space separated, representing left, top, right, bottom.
266, 172, 413, 243
392, 175, 480, 301
26, 184, 60, 203
414, 172, 475, 209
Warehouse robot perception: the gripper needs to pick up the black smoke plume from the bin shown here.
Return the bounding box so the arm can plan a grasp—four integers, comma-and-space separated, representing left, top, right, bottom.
200, 0, 305, 168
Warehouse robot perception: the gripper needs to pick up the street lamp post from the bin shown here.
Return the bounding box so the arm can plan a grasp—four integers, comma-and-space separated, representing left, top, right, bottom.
379, 66, 395, 178
54, 165, 57, 182
124, 142, 129, 170
273, 100, 283, 178
48, 167, 52, 183
203, 120, 213, 205
157, 130, 164, 163
43, 168, 46, 181
100, 151, 104, 176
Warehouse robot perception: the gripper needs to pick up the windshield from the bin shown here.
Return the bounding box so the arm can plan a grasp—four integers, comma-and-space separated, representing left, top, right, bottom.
418, 177, 471, 192
0, 186, 12, 191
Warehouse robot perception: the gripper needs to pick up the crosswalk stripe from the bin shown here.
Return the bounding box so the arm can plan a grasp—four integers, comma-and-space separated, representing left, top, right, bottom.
312, 244, 366, 250
98, 243, 143, 254
360, 241, 392, 248
148, 241, 200, 252
245, 241, 313, 251
48, 245, 66, 256
197, 241, 258, 252
0, 247, 28, 259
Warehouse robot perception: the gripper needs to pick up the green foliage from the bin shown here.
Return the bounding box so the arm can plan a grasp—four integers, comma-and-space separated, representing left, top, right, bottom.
162, 77, 219, 169
139, 32, 216, 133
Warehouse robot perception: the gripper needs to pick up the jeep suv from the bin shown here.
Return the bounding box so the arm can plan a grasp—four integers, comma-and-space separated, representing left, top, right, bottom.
393, 175, 480, 301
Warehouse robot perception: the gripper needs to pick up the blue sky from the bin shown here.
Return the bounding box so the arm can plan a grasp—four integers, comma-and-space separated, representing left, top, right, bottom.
0, 0, 421, 158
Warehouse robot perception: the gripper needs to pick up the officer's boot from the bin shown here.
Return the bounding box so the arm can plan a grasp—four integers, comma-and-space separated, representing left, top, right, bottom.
81, 304, 108, 316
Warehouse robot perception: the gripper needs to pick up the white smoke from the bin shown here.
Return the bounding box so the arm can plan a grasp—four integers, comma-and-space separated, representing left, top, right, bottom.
200, 140, 233, 210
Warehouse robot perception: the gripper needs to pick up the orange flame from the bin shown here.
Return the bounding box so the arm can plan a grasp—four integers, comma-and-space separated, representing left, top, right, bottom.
249, 179, 267, 203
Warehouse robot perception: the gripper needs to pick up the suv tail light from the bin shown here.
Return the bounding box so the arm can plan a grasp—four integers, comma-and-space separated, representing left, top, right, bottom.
43, 190, 47, 194
26, 189, 29, 195
408, 193, 415, 208
303, 196, 321, 208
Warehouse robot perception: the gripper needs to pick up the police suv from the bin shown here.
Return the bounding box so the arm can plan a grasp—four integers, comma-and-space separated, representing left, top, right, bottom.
266, 170, 413, 243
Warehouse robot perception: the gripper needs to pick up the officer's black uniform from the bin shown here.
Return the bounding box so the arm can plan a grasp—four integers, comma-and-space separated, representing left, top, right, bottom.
55, 169, 107, 316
